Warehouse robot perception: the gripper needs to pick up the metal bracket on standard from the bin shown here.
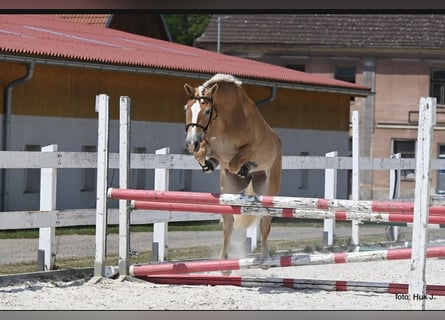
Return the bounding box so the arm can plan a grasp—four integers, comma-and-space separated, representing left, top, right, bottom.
37, 249, 45, 271
152, 242, 159, 262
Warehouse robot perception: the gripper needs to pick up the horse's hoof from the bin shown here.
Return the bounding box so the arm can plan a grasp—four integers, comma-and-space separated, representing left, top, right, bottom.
200, 163, 213, 174
200, 158, 218, 174
237, 161, 257, 178
237, 165, 250, 178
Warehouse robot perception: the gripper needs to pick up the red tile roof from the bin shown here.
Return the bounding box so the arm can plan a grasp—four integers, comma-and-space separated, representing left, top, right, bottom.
0, 14, 369, 95
197, 14, 445, 50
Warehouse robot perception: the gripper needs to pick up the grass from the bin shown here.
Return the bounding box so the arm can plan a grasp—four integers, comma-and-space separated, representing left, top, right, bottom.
0, 218, 341, 240
0, 220, 223, 239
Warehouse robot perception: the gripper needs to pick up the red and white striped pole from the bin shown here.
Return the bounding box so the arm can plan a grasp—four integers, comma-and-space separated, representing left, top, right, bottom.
129, 200, 445, 225
140, 274, 445, 296
108, 188, 445, 216
129, 246, 445, 277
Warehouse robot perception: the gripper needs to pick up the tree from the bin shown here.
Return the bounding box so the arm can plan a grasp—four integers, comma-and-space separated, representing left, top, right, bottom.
164, 14, 211, 46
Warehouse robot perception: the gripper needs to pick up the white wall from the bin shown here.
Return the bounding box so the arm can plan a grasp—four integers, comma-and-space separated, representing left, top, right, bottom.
1, 115, 349, 211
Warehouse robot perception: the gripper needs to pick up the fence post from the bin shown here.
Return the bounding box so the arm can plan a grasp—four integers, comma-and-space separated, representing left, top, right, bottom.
246, 219, 259, 253
351, 110, 360, 249
94, 94, 109, 278
323, 151, 337, 247
38, 144, 58, 271
409, 97, 436, 310
118, 96, 131, 277
386, 153, 401, 241
153, 147, 170, 262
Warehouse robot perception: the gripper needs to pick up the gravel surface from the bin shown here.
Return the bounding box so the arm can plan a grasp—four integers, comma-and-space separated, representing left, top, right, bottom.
1, 259, 444, 310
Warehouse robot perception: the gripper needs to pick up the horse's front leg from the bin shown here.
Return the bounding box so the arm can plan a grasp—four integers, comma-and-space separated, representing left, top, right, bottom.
228, 145, 256, 178
194, 141, 218, 174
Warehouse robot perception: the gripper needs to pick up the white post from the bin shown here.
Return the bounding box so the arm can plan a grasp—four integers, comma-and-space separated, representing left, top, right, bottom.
351, 111, 360, 249
323, 151, 337, 247
118, 96, 131, 277
94, 94, 109, 278
246, 220, 259, 253
408, 97, 436, 310
153, 147, 170, 261
387, 153, 401, 241
38, 144, 58, 270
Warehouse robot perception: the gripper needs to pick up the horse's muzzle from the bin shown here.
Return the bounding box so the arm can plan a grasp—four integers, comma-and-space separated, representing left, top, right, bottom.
185, 138, 201, 153
193, 140, 200, 152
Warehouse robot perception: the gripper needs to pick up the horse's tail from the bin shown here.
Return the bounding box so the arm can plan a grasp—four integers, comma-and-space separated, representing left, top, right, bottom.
233, 181, 261, 230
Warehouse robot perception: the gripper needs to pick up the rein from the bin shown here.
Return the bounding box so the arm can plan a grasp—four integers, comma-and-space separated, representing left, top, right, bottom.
185, 95, 218, 133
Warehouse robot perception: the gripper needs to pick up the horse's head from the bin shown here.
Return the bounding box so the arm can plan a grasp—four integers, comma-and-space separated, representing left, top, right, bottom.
183, 82, 218, 153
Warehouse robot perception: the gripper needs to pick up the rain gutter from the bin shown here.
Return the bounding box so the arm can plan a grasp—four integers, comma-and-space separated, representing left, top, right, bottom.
1, 61, 35, 211
256, 85, 277, 107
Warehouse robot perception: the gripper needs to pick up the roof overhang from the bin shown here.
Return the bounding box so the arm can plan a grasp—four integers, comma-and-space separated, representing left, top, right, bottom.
0, 54, 372, 98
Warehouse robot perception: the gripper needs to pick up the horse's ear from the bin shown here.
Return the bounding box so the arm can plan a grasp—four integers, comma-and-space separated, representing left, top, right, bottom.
184, 83, 194, 96
208, 83, 218, 96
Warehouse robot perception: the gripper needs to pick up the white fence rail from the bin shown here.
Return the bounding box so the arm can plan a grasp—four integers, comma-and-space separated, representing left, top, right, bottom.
2, 151, 444, 232
2, 152, 444, 231
2, 150, 445, 170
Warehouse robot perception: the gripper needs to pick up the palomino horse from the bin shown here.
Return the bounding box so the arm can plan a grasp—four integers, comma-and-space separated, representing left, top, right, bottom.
183, 74, 282, 270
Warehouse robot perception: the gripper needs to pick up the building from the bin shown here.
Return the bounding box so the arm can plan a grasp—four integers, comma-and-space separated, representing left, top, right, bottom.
0, 14, 369, 211
195, 14, 445, 199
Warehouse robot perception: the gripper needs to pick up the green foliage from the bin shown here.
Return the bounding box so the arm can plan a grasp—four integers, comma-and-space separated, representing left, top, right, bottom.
164, 14, 211, 46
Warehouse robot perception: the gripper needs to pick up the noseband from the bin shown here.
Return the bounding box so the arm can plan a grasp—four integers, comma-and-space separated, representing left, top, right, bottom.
185, 95, 218, 133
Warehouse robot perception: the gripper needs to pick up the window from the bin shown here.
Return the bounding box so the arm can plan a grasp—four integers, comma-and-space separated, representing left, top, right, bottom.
132, 147, 147, 189
335, 66, 356, 83
437, 145, 445, 194
335, 66, 356, 102
24, 145, 41, 193
430, 69, 445, 105
81, 145, 96, 191
286, 64, 305, 72
393, 140, 416, 180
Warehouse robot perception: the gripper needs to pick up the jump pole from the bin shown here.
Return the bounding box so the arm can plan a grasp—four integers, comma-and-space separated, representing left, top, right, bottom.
128, 200, 445, 225
140, 274, 445, 296
108, 188, 445, 216
129, 246, 445, 276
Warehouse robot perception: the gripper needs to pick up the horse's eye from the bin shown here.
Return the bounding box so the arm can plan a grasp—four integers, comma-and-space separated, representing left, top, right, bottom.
204, 108, 211, 115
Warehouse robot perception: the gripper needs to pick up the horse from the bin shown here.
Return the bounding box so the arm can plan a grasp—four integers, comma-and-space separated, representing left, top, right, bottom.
183, 74, 282, 273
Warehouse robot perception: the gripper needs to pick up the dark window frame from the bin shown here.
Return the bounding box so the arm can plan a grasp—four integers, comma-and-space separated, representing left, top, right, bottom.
392, 139, 416, 181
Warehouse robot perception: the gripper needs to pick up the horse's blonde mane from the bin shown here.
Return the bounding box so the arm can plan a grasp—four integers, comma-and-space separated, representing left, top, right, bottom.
203, 74, 242, 88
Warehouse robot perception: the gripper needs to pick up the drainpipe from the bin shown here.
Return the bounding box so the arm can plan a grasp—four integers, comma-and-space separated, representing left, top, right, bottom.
1, 61, 35, 211
256, 85, 277, 107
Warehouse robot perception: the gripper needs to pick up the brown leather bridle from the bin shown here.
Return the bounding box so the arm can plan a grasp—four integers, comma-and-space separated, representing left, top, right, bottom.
185, 95, 218, 134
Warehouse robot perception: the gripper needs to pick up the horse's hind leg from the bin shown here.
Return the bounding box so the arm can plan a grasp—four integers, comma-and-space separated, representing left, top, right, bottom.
251, 171, 272, 259
220, 214, 234, 276
251, 153, 282, 260
260, 216, 272, 259
219, 168, 251, 275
